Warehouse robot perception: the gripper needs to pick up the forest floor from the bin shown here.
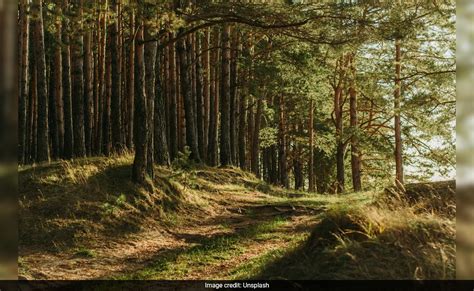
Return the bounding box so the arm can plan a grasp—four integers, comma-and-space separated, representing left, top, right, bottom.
19, 155, 456, 280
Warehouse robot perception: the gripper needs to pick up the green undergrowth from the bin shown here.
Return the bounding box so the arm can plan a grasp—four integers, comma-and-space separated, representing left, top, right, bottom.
18, 154, 271, 252
233, 187, 455, 280
116, 216, 290, 280
19, 155, 455, 280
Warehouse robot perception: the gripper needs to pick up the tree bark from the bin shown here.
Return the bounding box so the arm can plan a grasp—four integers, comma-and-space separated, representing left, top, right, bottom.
308, 99, 315, 192
251, 97, 262, 177
93, 25, 99, 155
54, 6, 64, 158
177, 33, 201, 162
294, 125, 303, 190
168, 33, 178, 161
394, 39, 404, 187
278, 95, 288, 188
109, 0, 122, 152
127, 12, 135, 150
32, 0, 50, 163
335, 85, 345, 194
144, 26, 156, 177
154, 46, 171, 166
95, 1, 106, 155
48, 57, 59, 159
29, 59, 38, 163
207, 27, 220, 166
84, 21, 94, 156
202, 28, 210, 161
71, 0, 86, 158
238, 87, 247, 169
229, 28, 239, 164
18, 0, 29, 164
177, 49, 185, 152
195, 33, 205, 160
247, 96, 254, 172
349, 54, 362, 192
132, 16, 148, 185
62, 0, 74, 159
103, 40, 112, 156
334, 55, 349, 194
219, 24, 232, 166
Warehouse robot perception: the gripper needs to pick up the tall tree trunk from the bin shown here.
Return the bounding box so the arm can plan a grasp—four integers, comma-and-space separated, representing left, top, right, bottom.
349, 54, 362, 192
163, 36, 170, 152
29, 58, 38, 163
247, 96, 254, 171
251, 97, 262, 177
195, 33, 205, 160
219, 24, 232, 166
294, 125, 303, 190
238, 88, 247, 169
229, 27, 239, 164
54, 7, 64, 158
177, 32, 201, 162
144, 26, 156, 178
278, 95, 288, 188
394, 39, 404, 187
48, 58, 59, 159
103, 41, 112, 156
244, 34, 254, 171
154, 46, 170, 166
270, 144, 277, 184
18, 0, 29, 164
127, 12, 135, 150
71, 0, 86, 158
335, 85, 345, 194
32, 0, 50, 163
109, 0, 122, 152
93, 26, 99, 155
119, 3, 126, 150
95, 1, 106, 155
84, 22, 94, 156
334, 55, 348, 194
207, 28, 219, 166
190, 34, 197, 136
177, 55, 185, 152
168, 33, 178, 161
308, 99, 315, 192
132, 16, 148, 185
202, 28, 210, 161
62, 0, 74, 159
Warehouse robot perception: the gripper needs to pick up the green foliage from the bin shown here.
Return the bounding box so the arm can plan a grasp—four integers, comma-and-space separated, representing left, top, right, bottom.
102, 193, 127, 216
172, 147, 194, 171
74, 247, 96, 258
259, 127, 278, 149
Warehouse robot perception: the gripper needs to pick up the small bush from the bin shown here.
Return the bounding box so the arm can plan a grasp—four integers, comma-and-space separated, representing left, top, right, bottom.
74, 247, 96, 258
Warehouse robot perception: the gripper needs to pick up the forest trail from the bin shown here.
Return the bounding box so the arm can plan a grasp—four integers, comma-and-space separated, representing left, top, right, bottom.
20, 174, 322, 280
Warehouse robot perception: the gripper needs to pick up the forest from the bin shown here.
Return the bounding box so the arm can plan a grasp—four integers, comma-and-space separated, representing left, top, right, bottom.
18, 0, 456, 281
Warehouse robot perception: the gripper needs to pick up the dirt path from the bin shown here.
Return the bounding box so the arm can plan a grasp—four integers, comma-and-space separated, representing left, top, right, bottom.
20, 189, 321, 280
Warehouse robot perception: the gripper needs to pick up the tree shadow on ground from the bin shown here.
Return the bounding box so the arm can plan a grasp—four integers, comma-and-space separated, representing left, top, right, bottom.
244, 219, 455, 280
19, 162, 188, 252
106, 200, 325, 280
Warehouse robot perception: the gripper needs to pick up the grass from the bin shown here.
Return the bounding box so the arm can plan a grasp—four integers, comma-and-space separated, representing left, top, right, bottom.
19, 155, 237, 252
19, 154, 455, 280
117, 216, 290, 280
226, 233, 308, 280
74, 247, 97, 258
237, 190, 455, 280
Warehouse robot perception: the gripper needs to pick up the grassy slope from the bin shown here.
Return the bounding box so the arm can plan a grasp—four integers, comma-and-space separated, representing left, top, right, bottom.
19, 155, 455, 280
